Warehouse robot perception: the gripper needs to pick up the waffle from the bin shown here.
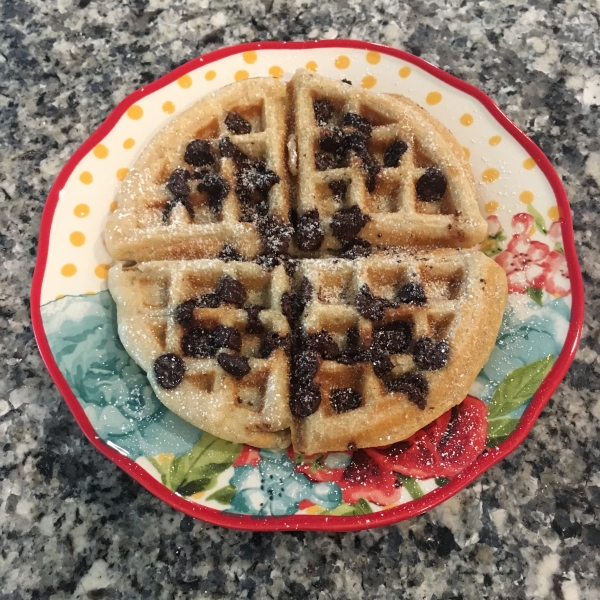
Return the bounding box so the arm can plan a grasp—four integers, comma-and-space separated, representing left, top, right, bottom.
288, 69, 487, 255
287, 250, 507, 454
108, 260, 293, 448
105, 77, 291, 262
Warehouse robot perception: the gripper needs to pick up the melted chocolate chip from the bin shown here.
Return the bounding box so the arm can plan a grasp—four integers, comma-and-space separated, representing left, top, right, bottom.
282, 258, 298, 277
416, 167, 447, 202
314, 151, 340, 171
217, 353, 251, 378
162, 196, 195, 223
371, 350, 394, 378
236, 161, 280, 203
383, 140, 408, 168
355, 285, 390, 321
197, 173, 230, 213
181, 326, 216, 358
294, 350, 320, 384
372, 321, 413, 354
343, 112, 373, 138
283, 277, 313, 325
296, 209, 324, 252
396, 282, 427, 306
330, 388, 362, 413
413, 337, 450, 370
153, 353, 185, 389
305, 330, 340, 360
215, 275, 247, 307
341, 78, 352, 85
339, 239, 371, 259
290, 382, 321, 418
313, 99, 335, 126
319, 127, 345, 155
281, 292, 294, 325
184, 140, 214, 167
219, 136, 249, 166
213, 324, 242, 352
260, 332, 291, 358
225, 111, 252, 135
166, 168, 191, 198
245, 305, 265, 334
328, 180, 347, 202
330, 205, 371, 246
218, 244, 243, 262
387, 372, 429, 409
256, 215, 293, 255
175, 298, 199, 325
197, 293, 221, 308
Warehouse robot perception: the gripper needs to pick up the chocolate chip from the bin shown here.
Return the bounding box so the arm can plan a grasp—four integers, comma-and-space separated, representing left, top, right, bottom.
314, 151, 339, 171
162, 196, 195, 223
313, 99, 335, 126
197, 293, 221, 308
343, 112, 373, 138
355, 284, 389, 321
217, 353, 251, 378
184, 140, 214, 167
383, 140, 408, 168
282, 258, 298, 277
219, 136, 249, 166
153, 353, 185, 389
328, 180, 347, 202
290, 382, 322, 418
296, 209, 324, 252
245, 305, 264, 334
371, 350, 394, 378
260, 332, 291, 358
341, 78, 352, 85
396, 282, 427, 306
218, 244, 243, 262
225, 111, 252, 135
305, 330, 340, 360
175, 298, 199, 325
294, 350, 320, 384
361, 153, 380, 192
236, 161, 280, 204
387, 372, 429, 409
339, 239, 371, 259
281, 291, 294, 324
319, 127, 345, 155
213, 324, 242, 352
337, 326, 362, 365
197, 173, 230, 213
330, 388, 362, 413
413, 337, 450, 370
215, 275, 247, 307
372, 321, 413, 354
256, 215, 293, 255
283, 277, 313, 325
181, 326, 216, 358
331, 205, 371, 246
166, 168, 191, 198
416, 167, 447, 202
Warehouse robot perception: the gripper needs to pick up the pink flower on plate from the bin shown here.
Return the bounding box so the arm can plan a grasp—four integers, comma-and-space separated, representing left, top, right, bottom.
543, 251, 570, 296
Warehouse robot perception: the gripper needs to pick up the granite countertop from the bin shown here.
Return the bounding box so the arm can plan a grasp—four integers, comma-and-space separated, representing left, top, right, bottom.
1, 0, 599, 598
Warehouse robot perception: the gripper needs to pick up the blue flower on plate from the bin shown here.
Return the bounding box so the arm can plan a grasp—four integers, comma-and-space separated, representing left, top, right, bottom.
41, 291, 201, 459
470, 294, 570, 405
228, 449, 342, 516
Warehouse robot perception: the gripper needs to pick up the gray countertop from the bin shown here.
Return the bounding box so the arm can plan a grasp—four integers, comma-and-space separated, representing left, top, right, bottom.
1, 0, 599, 598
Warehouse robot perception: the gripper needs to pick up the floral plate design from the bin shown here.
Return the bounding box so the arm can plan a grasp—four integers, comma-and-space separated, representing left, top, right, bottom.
31, 41, 583, 532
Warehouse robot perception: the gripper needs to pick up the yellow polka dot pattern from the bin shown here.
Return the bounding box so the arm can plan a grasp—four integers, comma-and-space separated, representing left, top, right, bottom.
116, 168, 129, 181
70, 231, 85, 247
305, 61, 318, 72
366, 51, 381, 65
523, 157, 536, 170
399, 66, 411, 78
123, 138, 135, 149
127, 105, 143, 120
460, 113, 474, 126
61, 264, 77, 277
485, 201, 499, 213
462, 147, 471, 159
520, 190, 534, 204
482, 168, 500, 183
361, 75, 376, 89
547, 206, 559, 221
110, 201, 118, 213
269, 65, 284, 79
177, 74, 192, 88
334, 55, 350, 69
95, 264, 110, 279
489, 136, 502, 146
426, 92, 442, 105
243, 51, 257, 64
74, 204, 90, 218
162, 101, 175, 114
93, 144, 109, 159
79, 171, 93, 185
205, 70, 216, 81
235, 70, 249, 81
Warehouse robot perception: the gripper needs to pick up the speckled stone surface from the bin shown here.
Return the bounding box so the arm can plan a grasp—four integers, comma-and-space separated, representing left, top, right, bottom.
1, 0, 599, 598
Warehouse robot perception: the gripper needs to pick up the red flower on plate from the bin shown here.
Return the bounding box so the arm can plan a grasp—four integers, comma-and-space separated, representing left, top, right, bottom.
233, 445, 261, 467
367, 396, 489, 479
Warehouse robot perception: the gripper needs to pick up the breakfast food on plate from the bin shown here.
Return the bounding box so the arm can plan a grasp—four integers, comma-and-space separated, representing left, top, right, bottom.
106, 67, 507, 453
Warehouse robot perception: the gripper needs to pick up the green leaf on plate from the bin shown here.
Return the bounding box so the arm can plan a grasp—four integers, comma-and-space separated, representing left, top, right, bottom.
526, 204, 548, 235
487, 417, 520, 447
206, 484, 237, 505
526, 287, 544, 306
554, 242, 564, 253
487, 355, 554, 421
322, 499, 373, 516
398, 475, 425, 500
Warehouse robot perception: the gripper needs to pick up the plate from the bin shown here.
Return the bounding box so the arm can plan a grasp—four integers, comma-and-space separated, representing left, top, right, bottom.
31, 40, 583, 531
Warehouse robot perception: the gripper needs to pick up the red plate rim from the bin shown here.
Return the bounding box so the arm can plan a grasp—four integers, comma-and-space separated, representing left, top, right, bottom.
30, 39, 584, 532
